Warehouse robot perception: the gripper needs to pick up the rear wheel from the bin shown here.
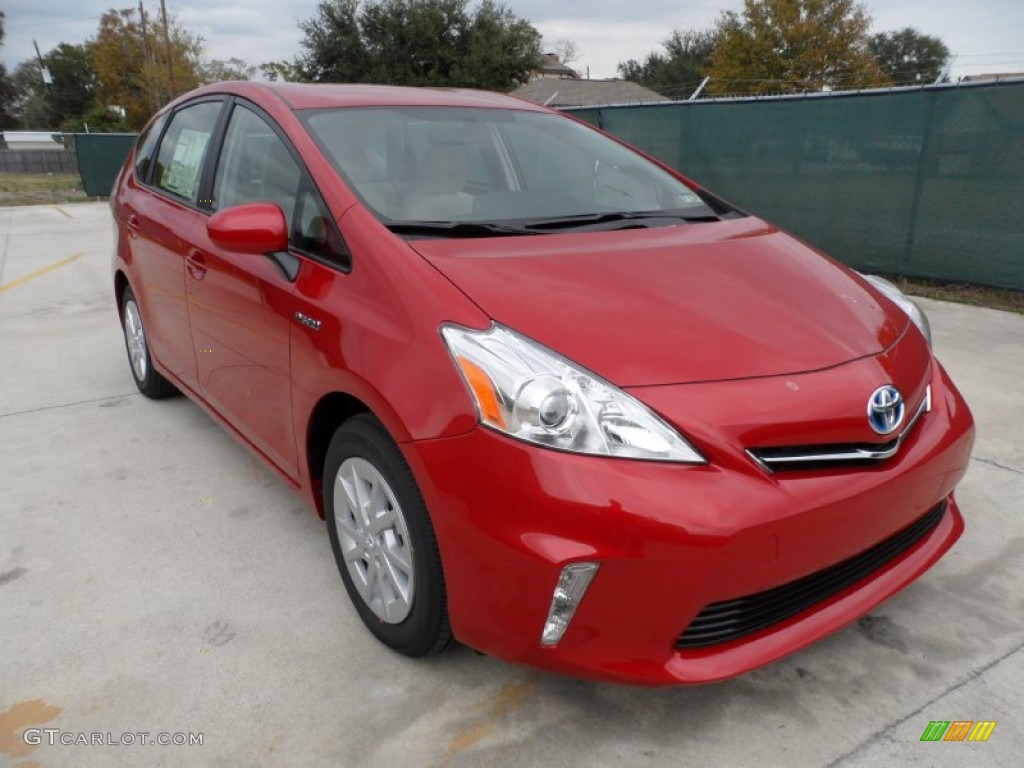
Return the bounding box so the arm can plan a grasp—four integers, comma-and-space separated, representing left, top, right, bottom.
324, 414, 451, 656
120, 286, 177, 399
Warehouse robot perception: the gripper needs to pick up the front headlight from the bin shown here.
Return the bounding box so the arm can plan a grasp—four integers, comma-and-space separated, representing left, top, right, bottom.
441, 323, 705, 463
862, 274, 931, 346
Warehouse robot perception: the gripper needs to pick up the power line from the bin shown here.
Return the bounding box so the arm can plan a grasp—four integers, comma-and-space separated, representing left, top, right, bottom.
953, 51, 1024, 57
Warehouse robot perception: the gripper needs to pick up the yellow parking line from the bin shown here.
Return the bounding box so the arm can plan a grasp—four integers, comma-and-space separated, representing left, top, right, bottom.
51, 205, 73, 219
0, 252, 85, 293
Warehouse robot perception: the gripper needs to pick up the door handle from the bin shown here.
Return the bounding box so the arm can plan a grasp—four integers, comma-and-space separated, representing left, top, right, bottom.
126, 215, 141, 238
186, 250, 207, 281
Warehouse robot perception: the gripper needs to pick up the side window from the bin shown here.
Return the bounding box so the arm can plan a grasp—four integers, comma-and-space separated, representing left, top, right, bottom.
134, 113, 167, 182
294, 187, 351, 270
152, 101, 222, 202
213, 105, 302, 230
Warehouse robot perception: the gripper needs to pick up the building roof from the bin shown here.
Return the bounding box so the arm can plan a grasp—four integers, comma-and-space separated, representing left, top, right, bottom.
960, 73, 1024, 83
538, 53, 579, 79
510, 79, 670, 108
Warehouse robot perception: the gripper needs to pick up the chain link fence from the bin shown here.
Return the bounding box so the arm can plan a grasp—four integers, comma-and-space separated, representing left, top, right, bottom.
567, 80, 1024, 291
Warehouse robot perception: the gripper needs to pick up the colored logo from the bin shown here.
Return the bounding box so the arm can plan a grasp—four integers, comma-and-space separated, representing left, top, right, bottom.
920, 720, 997, 742
867, 385, 905, 435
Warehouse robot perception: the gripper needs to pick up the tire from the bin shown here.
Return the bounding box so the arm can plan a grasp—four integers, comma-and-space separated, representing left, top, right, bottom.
324, 414, 451, 657
120, 286, 178, 399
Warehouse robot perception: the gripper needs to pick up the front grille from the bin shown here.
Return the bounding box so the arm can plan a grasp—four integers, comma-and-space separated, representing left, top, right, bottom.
747, 386, 931, 473
676, 500, 947, 649
748, 439, 899, 472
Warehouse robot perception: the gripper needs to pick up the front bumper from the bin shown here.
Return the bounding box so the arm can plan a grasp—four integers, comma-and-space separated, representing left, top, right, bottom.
404, 361, 974, 686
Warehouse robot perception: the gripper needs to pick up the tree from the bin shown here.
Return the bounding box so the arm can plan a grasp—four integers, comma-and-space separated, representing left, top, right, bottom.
8, 61, 50, 129
260, 61, 302, 82
297, 0, 542, 91
2, 10, 256, 132
91, 7, 205, 128
200, 57, 258, 84
0, 11, 18, 129
618, 29, 717, 97
73, 103, 131, 133
5, 44, 97, 130
45, 43, 99, 128
549, 38, 581, 67
707, 0, 886, 95
868, 28, 950, 85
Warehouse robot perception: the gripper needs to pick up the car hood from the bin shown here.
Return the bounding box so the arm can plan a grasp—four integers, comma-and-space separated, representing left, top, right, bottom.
410, 217, 907, 386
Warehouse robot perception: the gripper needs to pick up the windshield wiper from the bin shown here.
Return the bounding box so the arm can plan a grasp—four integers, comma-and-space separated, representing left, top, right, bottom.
386, 211, 720, 238
523, 210, 720, 231
386, 221, 536, 238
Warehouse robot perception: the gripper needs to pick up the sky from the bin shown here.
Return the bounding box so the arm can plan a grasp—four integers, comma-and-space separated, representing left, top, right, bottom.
3, 0, 1023, 85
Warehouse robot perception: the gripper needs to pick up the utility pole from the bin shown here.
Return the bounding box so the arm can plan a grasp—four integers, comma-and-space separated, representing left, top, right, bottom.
159, 0, 176, 100
138, 2, 156, 111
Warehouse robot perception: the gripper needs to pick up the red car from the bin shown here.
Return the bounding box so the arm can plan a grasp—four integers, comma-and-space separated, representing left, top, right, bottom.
111, 82, 974, 685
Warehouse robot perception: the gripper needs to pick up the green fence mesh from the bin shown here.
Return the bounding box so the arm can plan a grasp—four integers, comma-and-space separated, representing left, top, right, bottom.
568, 81, 1024, 291
74, 133, 138, 197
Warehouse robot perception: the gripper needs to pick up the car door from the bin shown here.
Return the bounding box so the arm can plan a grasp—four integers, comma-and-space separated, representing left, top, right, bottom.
126, 99, 226, 390
185, 101, 307, 479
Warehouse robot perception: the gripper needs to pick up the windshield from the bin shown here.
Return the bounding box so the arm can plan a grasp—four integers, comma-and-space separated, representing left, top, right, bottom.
301, 106, 726, 234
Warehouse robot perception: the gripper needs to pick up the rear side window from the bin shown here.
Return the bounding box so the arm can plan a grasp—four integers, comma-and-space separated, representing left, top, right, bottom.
134, 113, 167, 182
152, 101, 223, 202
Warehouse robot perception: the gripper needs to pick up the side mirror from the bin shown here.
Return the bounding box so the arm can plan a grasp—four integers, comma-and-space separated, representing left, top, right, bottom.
207, 203, 288, 254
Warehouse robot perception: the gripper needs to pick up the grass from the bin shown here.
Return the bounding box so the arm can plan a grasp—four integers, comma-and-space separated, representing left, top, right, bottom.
0, 173, 89, 206
894, 276, 1024, 316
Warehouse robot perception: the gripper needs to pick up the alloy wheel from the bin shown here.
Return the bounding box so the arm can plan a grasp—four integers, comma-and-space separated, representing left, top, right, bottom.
123, 299, 148, 381
333, 457, 416, 623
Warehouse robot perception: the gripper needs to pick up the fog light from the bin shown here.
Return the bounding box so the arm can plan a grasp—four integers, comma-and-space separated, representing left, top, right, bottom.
540, 562, 599, 646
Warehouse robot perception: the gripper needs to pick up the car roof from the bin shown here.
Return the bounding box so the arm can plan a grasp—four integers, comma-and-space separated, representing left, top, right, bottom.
185, 81, 550, 112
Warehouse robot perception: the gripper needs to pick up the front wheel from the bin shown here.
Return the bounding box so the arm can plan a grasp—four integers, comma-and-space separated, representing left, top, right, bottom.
324, 414, 451, 657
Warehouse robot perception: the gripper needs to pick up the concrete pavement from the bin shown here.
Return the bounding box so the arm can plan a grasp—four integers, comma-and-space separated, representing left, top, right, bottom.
1, 202, 1022, 767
